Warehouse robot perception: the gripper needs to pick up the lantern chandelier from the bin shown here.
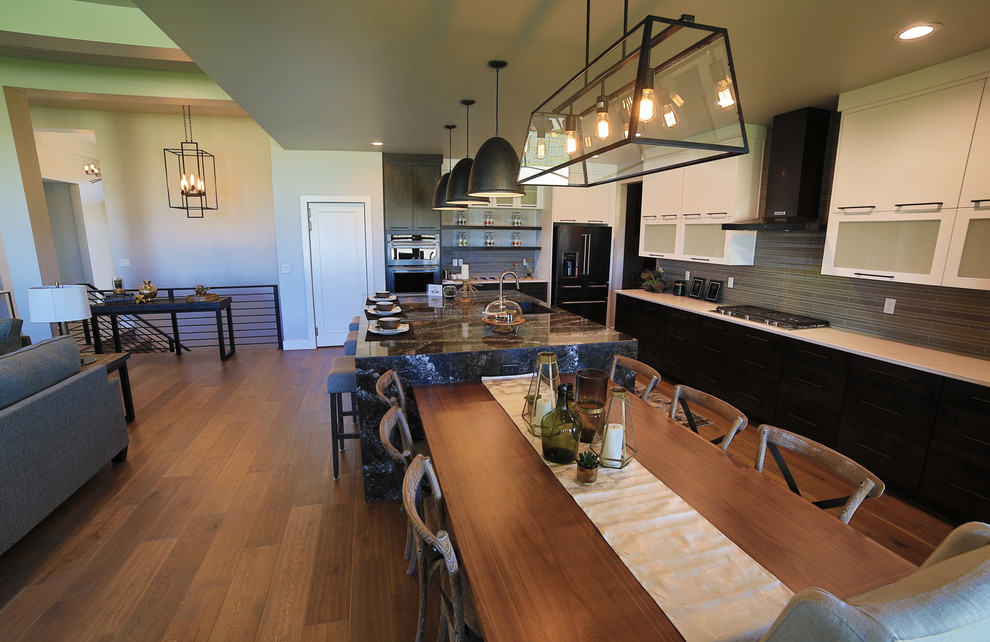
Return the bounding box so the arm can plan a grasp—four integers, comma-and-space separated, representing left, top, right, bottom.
164, 105, 218, 218
518, 5, 749, 188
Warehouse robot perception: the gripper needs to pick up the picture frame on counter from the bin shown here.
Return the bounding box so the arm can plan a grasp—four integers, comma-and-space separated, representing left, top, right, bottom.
689, 277, 706, 299
705, 280, 724, 303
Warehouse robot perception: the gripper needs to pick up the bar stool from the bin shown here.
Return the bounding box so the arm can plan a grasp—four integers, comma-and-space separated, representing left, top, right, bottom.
344, 329, 358, 356
349, 315, 360, 331
328, 355, 360, 480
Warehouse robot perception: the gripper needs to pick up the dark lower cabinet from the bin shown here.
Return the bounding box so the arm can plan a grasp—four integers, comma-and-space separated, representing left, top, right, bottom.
919, 379, 990, 521
774, 341, 849, 446
613, 294, 664, 371
835, 356, 942, 491
662, 308, 697, 387
472, 282, 548, 301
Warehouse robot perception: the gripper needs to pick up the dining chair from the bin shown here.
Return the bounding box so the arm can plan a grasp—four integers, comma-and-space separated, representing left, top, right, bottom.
403, 454, 482, 642
754, 424, 884, 524
669, 384, 748, 451
375, 368, 408, 415
762, 521, 990, 640
380, 405, 423, 576
608, 354, 661, 400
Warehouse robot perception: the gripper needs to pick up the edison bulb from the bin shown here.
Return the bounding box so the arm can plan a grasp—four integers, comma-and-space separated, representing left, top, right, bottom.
715, 79, 735, 109
596, 111, 610, 140
564, 115, 578, 154
565, 131, 577, 154
639, 87, 657, 123
536, 137, 547, 160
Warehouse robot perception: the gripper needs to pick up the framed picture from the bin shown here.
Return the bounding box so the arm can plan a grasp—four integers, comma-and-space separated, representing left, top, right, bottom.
689, 277, 706, 298
705, 280, 724, 303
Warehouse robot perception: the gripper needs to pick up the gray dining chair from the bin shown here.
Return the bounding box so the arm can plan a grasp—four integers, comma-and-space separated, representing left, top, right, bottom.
755, 424, 884, 524
762, 521, 990, 640
669, 384, 748, 451
608, 354, 661, 400
403, 454, 482, 642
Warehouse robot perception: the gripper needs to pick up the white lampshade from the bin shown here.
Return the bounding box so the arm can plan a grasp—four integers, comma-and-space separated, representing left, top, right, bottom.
27, 285, 91, 323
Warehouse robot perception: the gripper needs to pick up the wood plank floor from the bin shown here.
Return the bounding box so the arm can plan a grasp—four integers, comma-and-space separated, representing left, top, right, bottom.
0, 348, 954, 640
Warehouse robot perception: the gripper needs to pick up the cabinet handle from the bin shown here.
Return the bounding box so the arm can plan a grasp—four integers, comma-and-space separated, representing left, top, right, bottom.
741, 358, 767, 370
684, 213, 702, 218
785, 412, 819, 427
559, 218, 577, 222
737, 390, 763, 402
969, 395, 990, 405
706, 212, 728, 218
698, 373, 719, 384
837, 205, 876, 212
643, 215, 658, 220
971, 199, 990, 206
949, 483, 990, 503
860, 399, 904, 418
702, 345, 724, 354
853, 441, 895, 461
661, 214, 678, 220
866, 366, 913, 383
854, 272, 895, 279
961, 433, 990, 448
796, 347, 829, 360
588, 219, 605, 223
689, 257, 711, 262
743, 333, 770, 343
894, 201, 943, 209
792, 376, 824, 389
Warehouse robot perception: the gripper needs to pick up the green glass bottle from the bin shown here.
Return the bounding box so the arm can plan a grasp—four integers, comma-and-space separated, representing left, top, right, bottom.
541, 383, 580, 464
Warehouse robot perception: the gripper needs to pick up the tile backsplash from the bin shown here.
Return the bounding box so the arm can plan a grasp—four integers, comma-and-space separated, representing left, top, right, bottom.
442, 249, 536, 279
654, 233, 990, 360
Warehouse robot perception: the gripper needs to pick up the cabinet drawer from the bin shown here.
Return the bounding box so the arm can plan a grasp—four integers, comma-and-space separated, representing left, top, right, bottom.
785, 340, 850, 371
835, 414, 930, 489
722, 377, 778, 424
848, 356, 943, 401
779, 359, 848, 407
919, 450, 990, 522
940, 378, 990, 413
774, 397, 841, 447
931, 379, 990, 460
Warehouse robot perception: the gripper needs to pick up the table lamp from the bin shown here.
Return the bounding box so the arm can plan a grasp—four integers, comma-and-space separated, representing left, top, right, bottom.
28, 284, 95, 363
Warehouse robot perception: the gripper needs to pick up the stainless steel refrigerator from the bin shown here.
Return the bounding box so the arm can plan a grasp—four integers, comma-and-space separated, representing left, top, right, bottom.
551, 223, 611, 325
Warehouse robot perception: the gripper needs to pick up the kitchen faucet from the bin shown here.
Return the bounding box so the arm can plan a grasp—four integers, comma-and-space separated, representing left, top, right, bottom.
499, 271, 519, 301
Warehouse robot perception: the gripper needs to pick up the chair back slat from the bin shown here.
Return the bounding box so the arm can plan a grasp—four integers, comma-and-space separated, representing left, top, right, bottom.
376, 369, 407, 414
670, 384, 748, 451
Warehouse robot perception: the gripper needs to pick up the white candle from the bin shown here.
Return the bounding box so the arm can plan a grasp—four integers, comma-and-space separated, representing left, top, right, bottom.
601, 423, 624, 467
461, 263, 470, 279
534, 395, 554, 426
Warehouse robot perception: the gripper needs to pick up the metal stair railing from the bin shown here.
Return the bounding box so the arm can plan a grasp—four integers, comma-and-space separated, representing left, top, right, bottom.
72, 284, 180, 354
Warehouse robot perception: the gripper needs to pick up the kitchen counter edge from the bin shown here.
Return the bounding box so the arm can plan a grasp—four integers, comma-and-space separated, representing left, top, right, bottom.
616, 289, 990, 387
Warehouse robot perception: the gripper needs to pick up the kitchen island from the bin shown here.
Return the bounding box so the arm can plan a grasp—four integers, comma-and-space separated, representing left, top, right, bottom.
353, 290, 635, 501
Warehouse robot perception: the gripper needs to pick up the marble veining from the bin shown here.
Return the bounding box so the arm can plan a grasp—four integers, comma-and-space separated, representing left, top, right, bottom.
354, 291, 637, 501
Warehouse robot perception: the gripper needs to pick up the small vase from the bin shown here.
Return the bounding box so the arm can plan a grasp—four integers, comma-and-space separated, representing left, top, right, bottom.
576, 465, 598, 484
139, 280, 158, 301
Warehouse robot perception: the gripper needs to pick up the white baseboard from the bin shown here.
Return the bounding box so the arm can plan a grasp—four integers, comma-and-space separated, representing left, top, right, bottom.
282, 339, 317, 351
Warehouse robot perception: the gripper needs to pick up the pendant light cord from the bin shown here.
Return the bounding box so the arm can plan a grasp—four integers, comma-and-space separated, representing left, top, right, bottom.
183, 105, 193, 143
465, 104, 470, 157
495, 68, 500, 136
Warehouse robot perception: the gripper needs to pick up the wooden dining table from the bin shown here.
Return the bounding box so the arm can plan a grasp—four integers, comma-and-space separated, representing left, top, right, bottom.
413, 379, 917, 641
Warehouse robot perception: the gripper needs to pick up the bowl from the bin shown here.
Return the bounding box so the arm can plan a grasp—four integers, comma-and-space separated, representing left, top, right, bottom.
378, 316, 401, 330
376, 301, 394, 311
375, 291, 391, 299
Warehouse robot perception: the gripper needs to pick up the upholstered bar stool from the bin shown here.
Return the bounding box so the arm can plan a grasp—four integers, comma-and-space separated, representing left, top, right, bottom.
344, 329, 358, 356
349, 315, 360, 331
328, 355, 360, 480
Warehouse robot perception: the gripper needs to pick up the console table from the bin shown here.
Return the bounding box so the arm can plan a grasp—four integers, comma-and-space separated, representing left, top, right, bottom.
90, 296, 235, 361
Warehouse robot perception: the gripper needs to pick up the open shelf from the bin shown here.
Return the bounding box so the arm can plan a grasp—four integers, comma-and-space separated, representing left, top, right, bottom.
442, 246, 541, 251
441, 225, 542, 230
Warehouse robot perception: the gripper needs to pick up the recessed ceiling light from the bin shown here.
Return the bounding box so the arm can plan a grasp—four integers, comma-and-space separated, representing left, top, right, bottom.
896, 23, 941, 41
371, 140, 384, 146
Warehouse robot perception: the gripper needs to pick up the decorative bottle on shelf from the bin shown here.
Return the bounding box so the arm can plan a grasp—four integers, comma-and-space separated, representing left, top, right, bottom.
484, 211, 494, 226
138, 280, 158, 301
458, 231, 467, 247
590, 386, 638, 468
541, 383, 580, 464
512, 212, 521, 227
457, 211, 466, 226
523, 351, 560, 436
512, 232, 521, 247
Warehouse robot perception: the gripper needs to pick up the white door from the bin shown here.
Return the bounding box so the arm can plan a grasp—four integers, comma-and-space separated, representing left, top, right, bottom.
309, 202, 370, 347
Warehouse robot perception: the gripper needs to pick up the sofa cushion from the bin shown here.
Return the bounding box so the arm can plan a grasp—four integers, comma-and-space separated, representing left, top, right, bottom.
0, 336, 80, 410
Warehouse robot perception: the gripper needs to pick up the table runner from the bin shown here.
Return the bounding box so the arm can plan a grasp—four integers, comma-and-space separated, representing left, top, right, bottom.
482, 375, 793, 641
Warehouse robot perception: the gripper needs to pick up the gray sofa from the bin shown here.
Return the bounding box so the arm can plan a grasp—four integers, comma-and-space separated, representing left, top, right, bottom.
0, 336, 129, 554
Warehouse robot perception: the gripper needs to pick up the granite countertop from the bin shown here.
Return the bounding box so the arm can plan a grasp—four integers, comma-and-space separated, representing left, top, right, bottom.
357, 291, 628, 358
617, 289, 990, 387
441, 276, 548, 284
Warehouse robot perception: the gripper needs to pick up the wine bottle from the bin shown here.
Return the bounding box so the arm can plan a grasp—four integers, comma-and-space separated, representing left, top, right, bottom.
541, 383, 580, 464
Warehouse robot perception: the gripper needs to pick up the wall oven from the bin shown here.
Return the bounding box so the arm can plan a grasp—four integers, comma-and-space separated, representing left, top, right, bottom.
386, 233, 440, 292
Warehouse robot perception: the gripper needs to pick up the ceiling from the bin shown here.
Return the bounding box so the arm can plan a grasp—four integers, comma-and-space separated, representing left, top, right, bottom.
25, 1, 990, 157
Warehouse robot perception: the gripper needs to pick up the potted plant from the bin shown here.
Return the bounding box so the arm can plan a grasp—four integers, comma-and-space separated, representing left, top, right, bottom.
576, 451, 600, 484
639, 268, 669, 293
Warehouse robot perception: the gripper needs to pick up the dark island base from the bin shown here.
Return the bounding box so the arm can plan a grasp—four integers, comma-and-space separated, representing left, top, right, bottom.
355, 342, 637, 502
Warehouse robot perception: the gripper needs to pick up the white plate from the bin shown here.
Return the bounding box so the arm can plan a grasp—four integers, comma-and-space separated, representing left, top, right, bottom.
368, 323, 409, 335
366, 306, 402, 315
368, 295, 397, 303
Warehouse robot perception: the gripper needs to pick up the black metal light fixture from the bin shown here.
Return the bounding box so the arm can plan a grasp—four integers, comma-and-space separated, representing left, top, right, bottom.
446, 100, 487, 206
433, 124, 464, 211
519, 7, 749, 188
163, 105, 218, 218
468, 60, 524, 198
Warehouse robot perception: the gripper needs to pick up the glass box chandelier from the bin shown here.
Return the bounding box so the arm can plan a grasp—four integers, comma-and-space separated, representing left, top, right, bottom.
518, 14, 748, 188
164, 106, 218, 218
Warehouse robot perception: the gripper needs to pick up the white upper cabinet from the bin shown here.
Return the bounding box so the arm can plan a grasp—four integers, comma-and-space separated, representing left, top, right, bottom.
830, 80, 983, 213
551, 183, 615, 225
959, 84, 990, 209
638, 126, 764, 265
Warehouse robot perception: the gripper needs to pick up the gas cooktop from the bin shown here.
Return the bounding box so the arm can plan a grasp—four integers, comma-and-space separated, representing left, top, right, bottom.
712, 305, 830, 330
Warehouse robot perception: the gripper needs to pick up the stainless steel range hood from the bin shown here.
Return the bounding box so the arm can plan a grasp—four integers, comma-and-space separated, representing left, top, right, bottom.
722, 107, 832, 232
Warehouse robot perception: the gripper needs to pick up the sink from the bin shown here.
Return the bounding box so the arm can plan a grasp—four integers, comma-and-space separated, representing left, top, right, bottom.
514, 300, 554, 315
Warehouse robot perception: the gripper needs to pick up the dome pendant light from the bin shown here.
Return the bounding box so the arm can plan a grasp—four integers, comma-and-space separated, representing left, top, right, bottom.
468, 60, 525, 198
433, 124, 464, 211
446, 100, 487, 206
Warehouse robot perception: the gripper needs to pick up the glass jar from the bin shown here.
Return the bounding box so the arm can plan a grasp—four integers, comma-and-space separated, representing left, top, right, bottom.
541, 383, 580, 464
523, 351, 560, 436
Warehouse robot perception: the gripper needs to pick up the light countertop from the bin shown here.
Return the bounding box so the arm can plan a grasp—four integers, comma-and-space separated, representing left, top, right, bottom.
617, 289, 990, 387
